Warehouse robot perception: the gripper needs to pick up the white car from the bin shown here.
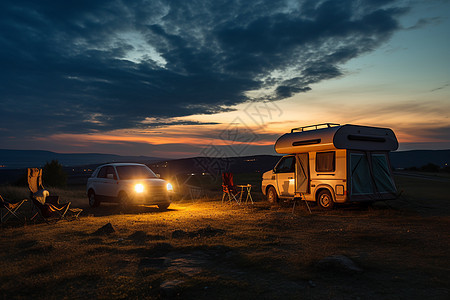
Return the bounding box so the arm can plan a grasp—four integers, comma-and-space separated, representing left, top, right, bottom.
86, 163, 173, 209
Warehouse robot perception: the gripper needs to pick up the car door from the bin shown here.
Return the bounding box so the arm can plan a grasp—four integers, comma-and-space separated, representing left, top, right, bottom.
95, 166, 119, 197
274, 156, 295, 197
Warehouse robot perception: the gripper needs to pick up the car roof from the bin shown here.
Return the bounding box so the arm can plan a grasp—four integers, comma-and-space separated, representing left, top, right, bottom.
98, 163, 147, 168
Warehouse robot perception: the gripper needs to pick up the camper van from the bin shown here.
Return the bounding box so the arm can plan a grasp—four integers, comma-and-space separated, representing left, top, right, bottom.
261, 123, 399, 208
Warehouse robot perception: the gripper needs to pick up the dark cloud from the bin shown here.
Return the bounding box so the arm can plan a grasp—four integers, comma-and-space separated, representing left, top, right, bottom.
406, 17, 443, 30
0, 0, 406, 138
139, 119, 220, 128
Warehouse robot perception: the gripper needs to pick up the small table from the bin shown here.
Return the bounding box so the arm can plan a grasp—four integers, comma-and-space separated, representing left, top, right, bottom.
236, 184, 253, 204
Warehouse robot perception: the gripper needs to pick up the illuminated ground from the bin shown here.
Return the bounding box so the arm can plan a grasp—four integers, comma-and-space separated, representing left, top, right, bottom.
1, 175, 449, 299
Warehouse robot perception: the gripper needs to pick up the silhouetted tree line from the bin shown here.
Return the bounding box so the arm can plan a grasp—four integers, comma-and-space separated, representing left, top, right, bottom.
15, 159, 67, 187
405, 163, 450, 173
43, 160, 67, 187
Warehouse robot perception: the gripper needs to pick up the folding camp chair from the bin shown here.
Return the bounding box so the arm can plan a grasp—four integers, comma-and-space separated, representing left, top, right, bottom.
27, 168, 82, 222
222, 172, 241, 204
30, 198, 70, 221
1, 194, 27, 224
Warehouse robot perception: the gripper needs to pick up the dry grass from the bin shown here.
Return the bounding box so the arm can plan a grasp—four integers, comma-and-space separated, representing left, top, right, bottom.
1, 176, 449, 299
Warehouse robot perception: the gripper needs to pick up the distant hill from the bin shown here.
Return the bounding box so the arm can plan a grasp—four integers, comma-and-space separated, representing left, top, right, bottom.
0, 149, 166, 169
0, 149, 448, 186
389, 149, 450, 169
1, 149, 448, 171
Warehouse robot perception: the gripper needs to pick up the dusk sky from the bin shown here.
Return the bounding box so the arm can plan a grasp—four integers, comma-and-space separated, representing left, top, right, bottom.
1, 0, 449, 159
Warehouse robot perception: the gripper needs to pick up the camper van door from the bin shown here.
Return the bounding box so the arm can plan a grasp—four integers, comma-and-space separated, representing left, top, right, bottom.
295, 153, 310, 194
349, 152, 374, 197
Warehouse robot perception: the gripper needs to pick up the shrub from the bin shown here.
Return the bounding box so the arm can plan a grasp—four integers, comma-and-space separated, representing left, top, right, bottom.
43, 160, 67, 187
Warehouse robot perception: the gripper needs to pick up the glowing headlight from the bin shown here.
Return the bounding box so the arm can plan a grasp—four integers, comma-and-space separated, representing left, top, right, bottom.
166, 182, 173, 192
134, 183, 144, 193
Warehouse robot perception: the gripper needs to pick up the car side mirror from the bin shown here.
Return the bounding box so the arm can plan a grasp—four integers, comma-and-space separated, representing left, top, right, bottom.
156, 174, 161, 178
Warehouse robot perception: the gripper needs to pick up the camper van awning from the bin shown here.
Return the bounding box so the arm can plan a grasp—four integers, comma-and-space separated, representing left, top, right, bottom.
274, 124, 399, 153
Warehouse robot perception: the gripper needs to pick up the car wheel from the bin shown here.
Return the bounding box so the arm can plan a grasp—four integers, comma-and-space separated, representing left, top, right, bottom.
267, 186, 278, 203
158, 203, 170, 210
118, 192, 131, 207
88, 191, 100, 207
317, 190, 334, 209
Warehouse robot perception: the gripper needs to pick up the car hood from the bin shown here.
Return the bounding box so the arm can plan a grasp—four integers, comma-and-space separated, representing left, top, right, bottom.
123, 178, 167, 186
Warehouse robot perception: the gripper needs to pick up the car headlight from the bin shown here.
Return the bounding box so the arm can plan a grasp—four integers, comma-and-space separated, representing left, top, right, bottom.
134, 183, 144, 193
166, 182, 173, 192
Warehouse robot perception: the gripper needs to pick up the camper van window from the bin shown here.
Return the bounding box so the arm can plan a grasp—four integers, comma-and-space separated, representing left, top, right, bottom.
316, 151, 335, 172
274, 156, 295, 173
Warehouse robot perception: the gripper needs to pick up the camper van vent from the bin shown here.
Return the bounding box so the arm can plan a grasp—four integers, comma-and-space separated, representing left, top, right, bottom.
292, 139, 321, 146
347, 135, 386, 143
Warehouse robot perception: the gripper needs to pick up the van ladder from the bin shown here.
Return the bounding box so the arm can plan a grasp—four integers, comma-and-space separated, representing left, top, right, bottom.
291, 123, 340, 133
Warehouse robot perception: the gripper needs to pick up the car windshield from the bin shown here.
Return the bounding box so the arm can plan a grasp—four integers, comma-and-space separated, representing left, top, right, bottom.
116, 165, 157, 180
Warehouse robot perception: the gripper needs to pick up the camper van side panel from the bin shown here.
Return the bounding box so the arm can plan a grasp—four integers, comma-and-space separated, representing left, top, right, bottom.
309, 149, 348, 203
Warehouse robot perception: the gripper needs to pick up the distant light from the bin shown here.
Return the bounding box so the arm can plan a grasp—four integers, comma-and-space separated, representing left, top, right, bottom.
135, 183, 144, 193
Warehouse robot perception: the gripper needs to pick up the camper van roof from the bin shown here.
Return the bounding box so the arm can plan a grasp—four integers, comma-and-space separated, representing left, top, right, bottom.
275, 124, 399, 153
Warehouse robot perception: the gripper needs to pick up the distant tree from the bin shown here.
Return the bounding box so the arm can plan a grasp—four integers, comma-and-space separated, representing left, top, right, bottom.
420, 163, 440, 173
43, 160, 67, 187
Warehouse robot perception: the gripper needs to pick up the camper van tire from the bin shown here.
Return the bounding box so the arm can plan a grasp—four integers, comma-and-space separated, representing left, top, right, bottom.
267, 186, 278, 203
317, 190, 334, 209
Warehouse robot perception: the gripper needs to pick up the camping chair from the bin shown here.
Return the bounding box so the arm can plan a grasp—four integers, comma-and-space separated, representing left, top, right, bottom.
222, 172, 241, 204
27, 168, 82, 222
1, 194, 27, 224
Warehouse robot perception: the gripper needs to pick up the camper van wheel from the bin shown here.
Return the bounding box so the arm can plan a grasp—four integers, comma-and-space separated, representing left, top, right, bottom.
317, 190, 334, 209
267, 187, 278, 203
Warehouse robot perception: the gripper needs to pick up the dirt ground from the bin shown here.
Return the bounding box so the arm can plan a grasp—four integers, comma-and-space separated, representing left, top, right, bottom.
1, 175, 449, 299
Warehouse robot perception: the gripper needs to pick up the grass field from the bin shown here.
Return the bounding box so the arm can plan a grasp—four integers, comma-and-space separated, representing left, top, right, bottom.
1, 174, 449, 299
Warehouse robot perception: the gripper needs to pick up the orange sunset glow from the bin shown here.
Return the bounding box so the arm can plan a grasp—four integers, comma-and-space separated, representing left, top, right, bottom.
0, 0, 448, 159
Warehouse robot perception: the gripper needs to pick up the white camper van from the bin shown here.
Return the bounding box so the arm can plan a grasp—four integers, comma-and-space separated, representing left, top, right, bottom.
261, 123, 399, 208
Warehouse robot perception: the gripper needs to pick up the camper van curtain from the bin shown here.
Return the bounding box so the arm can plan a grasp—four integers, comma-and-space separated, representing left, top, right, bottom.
316, 152, 335, 172
371, 154, 396, 193
350, 153, 374, 195
295, 153, 309, 193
